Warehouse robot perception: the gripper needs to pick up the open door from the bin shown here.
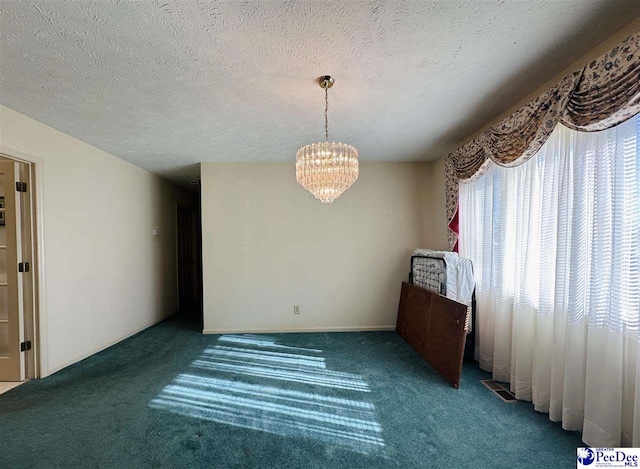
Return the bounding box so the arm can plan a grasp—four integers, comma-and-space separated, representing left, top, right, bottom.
0, 161, 25, 381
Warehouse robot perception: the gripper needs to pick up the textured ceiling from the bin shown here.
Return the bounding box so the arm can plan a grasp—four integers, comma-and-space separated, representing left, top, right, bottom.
0, 1, 638, 185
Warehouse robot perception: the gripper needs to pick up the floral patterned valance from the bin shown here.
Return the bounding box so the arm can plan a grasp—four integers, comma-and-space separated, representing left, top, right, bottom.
445, 31, 640, 250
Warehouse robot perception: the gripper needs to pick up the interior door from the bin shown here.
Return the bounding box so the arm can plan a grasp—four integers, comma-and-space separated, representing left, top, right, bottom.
0, 161, 25, 381
177, 204, 203, 325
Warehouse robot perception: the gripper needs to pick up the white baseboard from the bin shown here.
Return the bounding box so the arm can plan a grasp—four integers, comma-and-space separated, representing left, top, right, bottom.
42, 311, 175, 378
202, 325, 396, 334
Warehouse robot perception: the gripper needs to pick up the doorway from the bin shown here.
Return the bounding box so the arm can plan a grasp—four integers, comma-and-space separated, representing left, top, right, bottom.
176, 203, 203, 328
0, 155, 39, 383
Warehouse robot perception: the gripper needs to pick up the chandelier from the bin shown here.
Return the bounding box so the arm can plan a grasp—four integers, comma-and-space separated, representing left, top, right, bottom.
296, 76, 359, 203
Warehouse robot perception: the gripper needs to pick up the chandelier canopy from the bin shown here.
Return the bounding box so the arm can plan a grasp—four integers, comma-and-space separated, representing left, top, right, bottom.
296, 76, 359, 203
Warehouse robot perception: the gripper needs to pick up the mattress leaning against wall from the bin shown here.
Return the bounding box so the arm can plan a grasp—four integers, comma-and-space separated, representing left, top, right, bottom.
409, 249, 476, 357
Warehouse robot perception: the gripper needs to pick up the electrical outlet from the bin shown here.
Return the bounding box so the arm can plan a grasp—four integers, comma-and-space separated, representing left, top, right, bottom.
293, 305, 300, 314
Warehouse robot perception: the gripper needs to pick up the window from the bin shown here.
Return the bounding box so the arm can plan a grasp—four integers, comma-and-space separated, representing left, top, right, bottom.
460, 115, 640, 334
457, 115, 640, 447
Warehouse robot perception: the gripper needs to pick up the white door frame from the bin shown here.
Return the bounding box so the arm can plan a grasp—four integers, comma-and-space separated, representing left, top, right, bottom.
0, 144, 47, 378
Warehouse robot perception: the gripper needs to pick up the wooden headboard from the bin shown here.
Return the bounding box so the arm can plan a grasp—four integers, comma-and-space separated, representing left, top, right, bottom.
396, 282, 467, 388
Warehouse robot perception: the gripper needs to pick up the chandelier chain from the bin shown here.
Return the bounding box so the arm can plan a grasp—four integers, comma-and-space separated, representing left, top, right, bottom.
324, 85, 329, 142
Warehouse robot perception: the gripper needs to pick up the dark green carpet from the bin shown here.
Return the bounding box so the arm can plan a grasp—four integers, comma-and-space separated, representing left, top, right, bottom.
0, 318, 581, 468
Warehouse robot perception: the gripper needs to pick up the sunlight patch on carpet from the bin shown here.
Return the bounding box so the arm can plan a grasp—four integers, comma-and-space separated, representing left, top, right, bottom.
149, 334, 385, 454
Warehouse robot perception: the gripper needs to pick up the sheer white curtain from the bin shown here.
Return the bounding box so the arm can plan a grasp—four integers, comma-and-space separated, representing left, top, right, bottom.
459, 116, 640, 447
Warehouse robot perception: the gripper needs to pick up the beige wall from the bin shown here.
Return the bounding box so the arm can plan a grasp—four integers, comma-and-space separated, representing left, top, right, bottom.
423, 19, 640, 248
201, 162, 427, 333
0, 105, 192, 376
420, 156, 449, 251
